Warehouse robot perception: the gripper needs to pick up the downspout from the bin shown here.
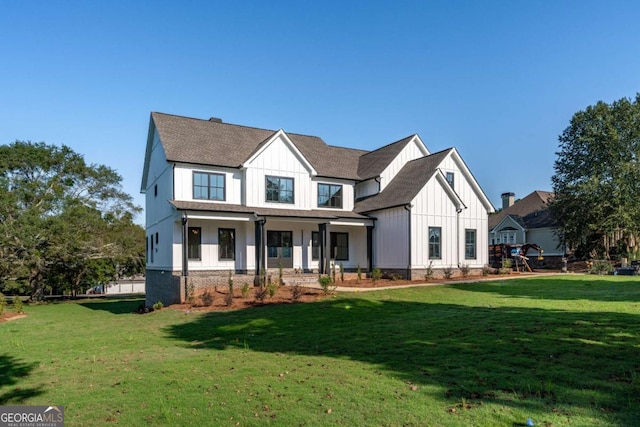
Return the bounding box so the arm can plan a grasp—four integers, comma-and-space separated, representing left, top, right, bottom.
404, 204, 412, 279
374, 176, 382, 193
456, 206, 463, 267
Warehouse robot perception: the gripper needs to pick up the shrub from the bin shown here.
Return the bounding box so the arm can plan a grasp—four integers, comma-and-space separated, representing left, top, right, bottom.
152, 301, 163, 311
442, 266, 453, 279
371, 267, 382, 283
0, 293, 6, 316
291, 284, 304, 301
339, 263, 344, 282
200, 290, 214, 306
267, 282, 277, 298
318, 275, 334, 295
255, 285, 268, 303
241, 283, 251, 299
458, 263, 470, 278
499, 258, 512, 275
356, 264, 362, 283
225, 282, 234, 306
482, 264, 492, 276
589, 260, 613, 275
424, 261, 434, 281
186, 282, 196, 305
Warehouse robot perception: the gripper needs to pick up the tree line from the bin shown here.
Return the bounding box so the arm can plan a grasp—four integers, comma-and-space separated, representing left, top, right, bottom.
0, 141, 145, 299
550, 93, 640, 260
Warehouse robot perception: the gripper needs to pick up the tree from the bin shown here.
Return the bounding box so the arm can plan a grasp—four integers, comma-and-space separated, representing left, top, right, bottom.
0, 141, 143, 298
549, 94, 640, 259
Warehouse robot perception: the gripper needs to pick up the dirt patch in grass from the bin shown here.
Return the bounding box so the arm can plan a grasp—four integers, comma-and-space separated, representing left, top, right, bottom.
0, 312, 27, 322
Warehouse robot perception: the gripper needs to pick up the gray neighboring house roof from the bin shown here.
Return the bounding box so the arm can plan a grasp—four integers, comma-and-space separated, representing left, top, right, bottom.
489, 190, 556, 231
354, 149, 453, 213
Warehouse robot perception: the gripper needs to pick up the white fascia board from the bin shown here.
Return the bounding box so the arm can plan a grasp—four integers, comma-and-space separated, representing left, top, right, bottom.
448, 148, 495, 213
492, 215, 526, 232
242, 129, 318, 176
177, 211, 253, 222
411, 134, 430, 156
140, 116, 157, 193
434, 170, 467, 210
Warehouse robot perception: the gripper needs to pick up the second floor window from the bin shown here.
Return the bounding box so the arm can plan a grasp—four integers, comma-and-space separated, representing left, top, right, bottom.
446, 172, 454, 189
193, 172, 225, 201
266, 176, 294, 203
318, 183, 343, 208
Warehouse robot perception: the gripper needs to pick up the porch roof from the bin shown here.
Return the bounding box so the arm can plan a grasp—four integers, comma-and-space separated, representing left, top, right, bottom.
170, 200, 372, 221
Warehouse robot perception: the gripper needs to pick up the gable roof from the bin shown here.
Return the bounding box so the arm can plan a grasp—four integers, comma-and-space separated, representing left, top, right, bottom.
357, 135, 418, 180
489, 190, 555, 230
354, 149, 453, 213
150, 112, 366, 181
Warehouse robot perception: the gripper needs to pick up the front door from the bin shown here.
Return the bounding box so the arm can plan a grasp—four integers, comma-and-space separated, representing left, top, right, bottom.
267, 230, 293, 268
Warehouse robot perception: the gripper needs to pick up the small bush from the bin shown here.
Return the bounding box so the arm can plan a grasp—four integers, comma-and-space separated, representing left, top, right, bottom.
291, 284, 304, 301
318, 275, 334, 295
267, 282, 277, 298
482, 264, 492, 276
225, 282, 234, 306
339, 263, 344, 282
186, 282, 196, 305
589, 260, 613, 275
200, 290, 214, 306
442, 266, 453, 279
152, 301, 163, 311
424, 261, 434, 281
371, 268, 382, 283
255, 286, 268, 303
499, 259, 512, 275
12, 297, 24, 314
356, 264, 362, 283
0, 293, 6, 316
241, 283, 250, 299
458, 263, 470, 278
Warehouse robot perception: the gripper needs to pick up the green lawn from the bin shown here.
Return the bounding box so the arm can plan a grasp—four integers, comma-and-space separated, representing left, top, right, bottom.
1, 275, 639, 426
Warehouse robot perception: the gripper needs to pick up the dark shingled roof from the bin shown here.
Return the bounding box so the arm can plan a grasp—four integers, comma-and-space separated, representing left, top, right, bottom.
354, 149, 453, 213
489, 191, 555, 230
357, 135, 417, 180
152, 112, 367, 181
170, 200, 371, 220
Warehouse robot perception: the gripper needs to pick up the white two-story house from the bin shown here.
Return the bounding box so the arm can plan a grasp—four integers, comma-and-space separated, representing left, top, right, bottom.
141, 112, 494, 305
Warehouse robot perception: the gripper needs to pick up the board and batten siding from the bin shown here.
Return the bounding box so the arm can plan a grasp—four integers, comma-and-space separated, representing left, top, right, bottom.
355, 178, 379, 201
371, 207, 410, 270
244, 134, 314, 209
379, 139, 428, 193
173, 165, 243, 205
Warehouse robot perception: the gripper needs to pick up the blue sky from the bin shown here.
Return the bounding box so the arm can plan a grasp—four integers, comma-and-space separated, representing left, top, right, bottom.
2, 1, 639, 222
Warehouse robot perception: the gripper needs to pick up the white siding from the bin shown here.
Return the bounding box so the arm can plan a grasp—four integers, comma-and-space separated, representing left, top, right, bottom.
244, 134, 313, 209
355, 178, 379, 200
174, 165, 243, 204
379, 139, 427, 192
371, 207, 410, 270
312, 177, 356, 212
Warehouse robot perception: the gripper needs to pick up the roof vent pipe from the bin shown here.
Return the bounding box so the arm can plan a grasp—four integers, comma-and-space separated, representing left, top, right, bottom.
209, 117, 223, 123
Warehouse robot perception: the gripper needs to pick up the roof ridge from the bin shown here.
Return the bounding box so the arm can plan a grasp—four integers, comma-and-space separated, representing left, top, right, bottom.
153, 111, 285, 135
359, 134, 417, 158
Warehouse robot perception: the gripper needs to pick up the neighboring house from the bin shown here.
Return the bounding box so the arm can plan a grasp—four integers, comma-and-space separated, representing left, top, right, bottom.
141, 112, 495, 305
489, 191, 566, 266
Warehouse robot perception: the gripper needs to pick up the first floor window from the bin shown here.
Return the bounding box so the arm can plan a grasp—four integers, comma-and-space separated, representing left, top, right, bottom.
311, 231, 348, 260
219, 228, 235, 260
318, 183, 343, 208
465, 229, 476, 259
266, 176, 294, 203
188, 227, 201, 260
330, 232, 349, 261
429, 227, 441, 259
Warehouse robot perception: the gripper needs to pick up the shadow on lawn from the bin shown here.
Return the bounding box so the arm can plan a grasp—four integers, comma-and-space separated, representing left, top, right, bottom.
451, 276, 640, 302
165, 296, 640, 424
0, 354, 43, 404
79, 297, 144, 314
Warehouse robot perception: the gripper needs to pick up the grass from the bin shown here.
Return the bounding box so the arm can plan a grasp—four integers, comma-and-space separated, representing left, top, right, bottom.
1, 275, 639, 426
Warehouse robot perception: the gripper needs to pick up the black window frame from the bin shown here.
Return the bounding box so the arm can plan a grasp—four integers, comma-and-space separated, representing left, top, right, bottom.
428, 227, 442, 260
265, 175, 294, 204
188, 227, 202, 260
465, 229, 476, 259
446, 172, 454, 188
193, 171, 225, 201
317, 183, 343, 209
218, 228, 236, 261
